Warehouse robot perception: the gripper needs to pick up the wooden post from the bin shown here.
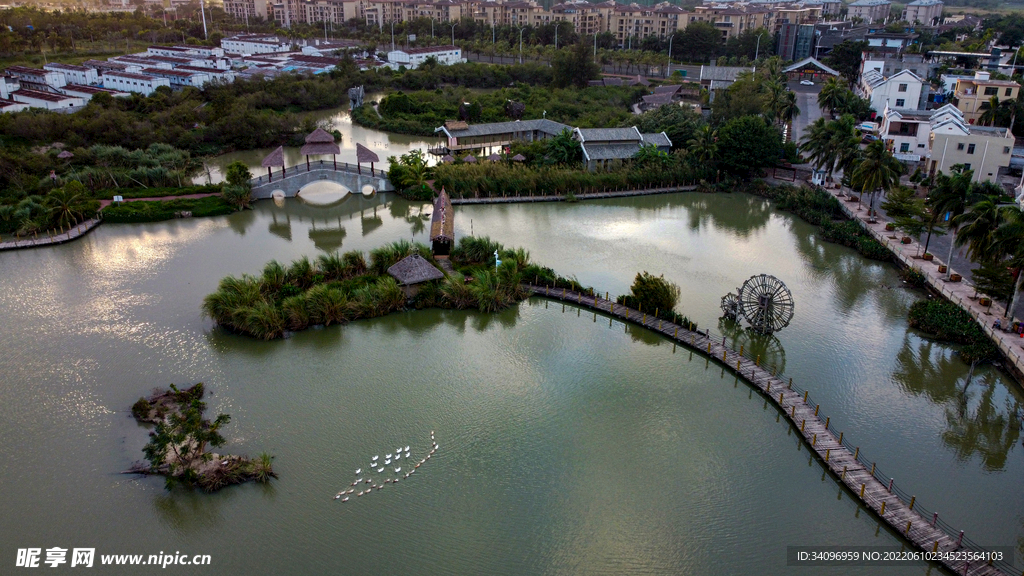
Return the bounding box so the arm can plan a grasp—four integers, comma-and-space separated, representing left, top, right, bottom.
306, 155, 310, 170
887, 478, 893, 492
838, 432, 843, 444
737, 360, 741, 370
803, 390, 808, 402
860, 484, 865, 498
880, 501, 886, 515
707, 342, 711, 354
791, 406, 795, 417
767, 382, 771, 393
841, 466, 846, 479
674, 328, 678, 338
932, 512, 937, 527
825, 449, 830, 461
801, 419, 805, 431
909, 496, 915, 510
932, 541, 938, 553
825, 417, 829, 429
722, 350, 726, 361
779, 392, 783, 403
814, 405, 819, 417
812, 434, 817, 445
905, 521, 911, 535
854, 447, 859, 460
740, 344, 744, 356
267, 166, 272, 182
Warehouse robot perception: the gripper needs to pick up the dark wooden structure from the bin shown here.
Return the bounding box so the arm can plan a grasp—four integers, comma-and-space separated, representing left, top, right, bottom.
429, 187, 454, 258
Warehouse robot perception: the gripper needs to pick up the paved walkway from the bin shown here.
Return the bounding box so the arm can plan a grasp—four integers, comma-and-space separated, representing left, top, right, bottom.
825, 186, 1024, 380
0, 218, 102, 251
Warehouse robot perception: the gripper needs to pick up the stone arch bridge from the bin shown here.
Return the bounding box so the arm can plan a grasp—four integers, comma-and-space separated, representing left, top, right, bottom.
250, 161, 393, 200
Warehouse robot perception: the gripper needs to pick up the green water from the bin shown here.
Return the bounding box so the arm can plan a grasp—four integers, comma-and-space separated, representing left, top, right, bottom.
0, 190, 1019, 574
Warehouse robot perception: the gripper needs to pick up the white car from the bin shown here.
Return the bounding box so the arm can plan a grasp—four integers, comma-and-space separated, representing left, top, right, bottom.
800, 80, 814, 86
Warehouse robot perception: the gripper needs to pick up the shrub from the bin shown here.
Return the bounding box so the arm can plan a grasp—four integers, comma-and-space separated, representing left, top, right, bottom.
908, 300, 998, 363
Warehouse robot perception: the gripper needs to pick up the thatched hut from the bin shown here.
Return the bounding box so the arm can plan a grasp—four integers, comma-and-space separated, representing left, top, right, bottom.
301, 128, 340, 170
387, 254, 445, 298
430, 187, 454, 258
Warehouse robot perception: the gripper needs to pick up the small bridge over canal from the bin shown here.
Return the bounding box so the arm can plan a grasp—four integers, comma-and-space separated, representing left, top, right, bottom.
249, 162, 393, 200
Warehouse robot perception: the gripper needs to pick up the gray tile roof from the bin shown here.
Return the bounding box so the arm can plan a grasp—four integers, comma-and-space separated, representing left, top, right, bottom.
582, 142, 642, 161
575, 127, 641, 142
438, 118, 569, 138
641, 132, 672, 147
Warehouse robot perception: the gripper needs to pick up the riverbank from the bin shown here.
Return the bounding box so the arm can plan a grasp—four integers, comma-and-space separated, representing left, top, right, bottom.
822, 185, 1024, 384
531, 284, 1014, 576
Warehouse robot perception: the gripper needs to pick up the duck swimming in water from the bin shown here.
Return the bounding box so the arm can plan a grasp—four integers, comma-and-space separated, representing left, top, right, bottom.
377, 467, 384, 473
355, 468, 361, 475
395, 467, 401, 473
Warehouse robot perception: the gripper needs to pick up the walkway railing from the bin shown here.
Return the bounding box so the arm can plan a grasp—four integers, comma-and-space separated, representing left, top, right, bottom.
252, 161, 386, 185
0, 216, 103, 251
529, 284, 1015, 576
449, 184, 699, 204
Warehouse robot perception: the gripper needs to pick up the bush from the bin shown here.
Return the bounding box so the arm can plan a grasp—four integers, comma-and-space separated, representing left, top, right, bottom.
102, 196, 233, 223
908, 300, 998, 363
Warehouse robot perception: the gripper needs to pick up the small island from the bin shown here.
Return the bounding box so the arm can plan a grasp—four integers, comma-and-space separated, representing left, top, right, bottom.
128, 383, 276, 492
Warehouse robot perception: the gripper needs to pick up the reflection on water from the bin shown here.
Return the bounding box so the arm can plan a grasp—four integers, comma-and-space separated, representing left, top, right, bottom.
893, 336, 1022, 471
718, 318, 787, 375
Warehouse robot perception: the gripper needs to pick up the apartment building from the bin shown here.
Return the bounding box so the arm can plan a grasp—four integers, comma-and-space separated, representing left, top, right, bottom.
859, 68, 924, 112
610, 4, 690, 46
222, 0, 271, 21
902, 0, 942, 25
952, 70, 1020, 124
690, 4, 774, 41
847, 0, 890, 23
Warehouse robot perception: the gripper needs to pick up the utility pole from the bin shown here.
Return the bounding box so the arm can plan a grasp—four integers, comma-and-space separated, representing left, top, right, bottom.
517, 25, 525, 64
391, 20, 395, 52
450, 22, 457, 47
667, 33, 673, 79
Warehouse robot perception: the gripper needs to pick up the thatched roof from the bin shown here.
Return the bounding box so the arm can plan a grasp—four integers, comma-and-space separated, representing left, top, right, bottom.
305, 127, 336, 143
441, 154, 455, 163
511, 154, 526, 162
262, 146, 285, 167
487, 153, 501, 162
444, 120, 469, 131
301, 141, 341, 156
430, 187, 454, 243
462, 154, 476, 163
387, 254, 445, 286
356, 142, 379, 163
57, 150, 74, 159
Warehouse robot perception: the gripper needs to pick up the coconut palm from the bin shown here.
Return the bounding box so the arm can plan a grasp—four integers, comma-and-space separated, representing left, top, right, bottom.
851, 140, 903, 218
817, 77, 845, 117
978, 95, 1005, 127
953, 198, 1003, 264
800, 116, 859, 183
687, 125, 719, 179
927, 165, 977, 272
47, 185, 84, 229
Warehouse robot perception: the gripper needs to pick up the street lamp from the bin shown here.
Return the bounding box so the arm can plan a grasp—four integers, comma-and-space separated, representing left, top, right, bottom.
554, 21, 560, 50
754, 31, 765, 61
449, 22, 457, 47
667, 33, 673, 79
517, 24, 526, 64
391, 20, 396, 52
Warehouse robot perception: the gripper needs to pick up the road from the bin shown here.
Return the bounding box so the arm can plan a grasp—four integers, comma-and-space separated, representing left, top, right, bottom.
788, 80, 823, 144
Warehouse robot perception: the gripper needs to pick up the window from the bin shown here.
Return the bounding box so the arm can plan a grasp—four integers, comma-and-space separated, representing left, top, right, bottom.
967, 143, 976, 154
984, 86, 998, 96
895, 99, 905, 107
898, 83, 908, 92
1007, 88, 1014, 96
1005, 146, 1012, 154
900, 142, 910, 152
957, 143, 965, 150
963, 163, 971, 170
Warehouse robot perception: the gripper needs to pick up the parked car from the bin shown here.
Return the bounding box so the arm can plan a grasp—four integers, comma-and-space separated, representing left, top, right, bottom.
800, 80, 814, 86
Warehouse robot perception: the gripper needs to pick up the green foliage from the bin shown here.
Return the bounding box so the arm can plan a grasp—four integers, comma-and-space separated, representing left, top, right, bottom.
972, 260, 1016, 303
551, 40, 601, 89
224, 161, 253, 188
626, 104, 703, 150
717, 116, 782, 176
101, 196, 234, 223
908, 300, 999, 363
131, 397, 152, 420
356, 84, 638, 136
825, 40, 870, 85
617, 271, 680, 314
141, 383, 231, 491
899, 267, 928, 289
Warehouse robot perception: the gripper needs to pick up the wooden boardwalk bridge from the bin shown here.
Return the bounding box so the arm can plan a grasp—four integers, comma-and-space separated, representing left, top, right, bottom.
528, 284, 1014, 576
449, 184, 698, 205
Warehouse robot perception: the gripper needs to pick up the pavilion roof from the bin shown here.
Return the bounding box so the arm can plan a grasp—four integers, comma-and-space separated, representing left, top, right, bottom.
305, 127, 336, 143
300, 141, 341, 155
356, 142, 379, 163
430, 188, 454, 243
387, 254, 445, 285
262, 146, 285, 167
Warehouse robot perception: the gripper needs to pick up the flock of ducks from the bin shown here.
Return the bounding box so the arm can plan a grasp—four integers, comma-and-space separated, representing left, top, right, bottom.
335, 431, 439, 502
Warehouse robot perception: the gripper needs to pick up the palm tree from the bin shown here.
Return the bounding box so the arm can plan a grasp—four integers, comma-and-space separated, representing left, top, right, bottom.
929, 165, 978, 277
991, 207, 1024, 318
851, 140, 902, 218
817, 77, 845, 117
687, 125, 718, 179
800, 116, 859, 184
47, 186, 84, 229
953, 198, 1003, 264
978, 95, 1003, 127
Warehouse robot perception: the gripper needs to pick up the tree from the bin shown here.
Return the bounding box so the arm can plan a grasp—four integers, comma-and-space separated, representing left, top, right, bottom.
545, 128, 583, 166
825, 40, 869, 86
632, 144, 671, 168
676, 22, 721, 63
627, 105, 703, 150
687, 124, 719, 179
47, 181, 86, 229
851, 140, 902, 218
717, 116, 782, 176
817, 77, 845, 116
929, 165, 980, 270
225, 160, 252, 188
551, 40, 600, 89
142, 383, 231, 490
620, 271, 680, 314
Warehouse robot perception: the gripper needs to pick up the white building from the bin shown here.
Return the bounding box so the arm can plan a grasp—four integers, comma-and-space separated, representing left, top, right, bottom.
146, 45, 195, 58
142, 67, 210, 88
10, 89, 84, 110
102, 71, 171, 95
0, 76, 19, 99
387, 45, 463, 69
61, 84, 130, 101
848, 0, 891, 22
902, 0, 943, 25
859, 69, 923, 113
0, 98, 30, 113
880, 105, 932, 161
111, 56, 174, 70
44, 63, 99, 86
4, 66, 67, 90
928, 105, 1014, 183
222, 35, 294, 55
176, 66, 237, 83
